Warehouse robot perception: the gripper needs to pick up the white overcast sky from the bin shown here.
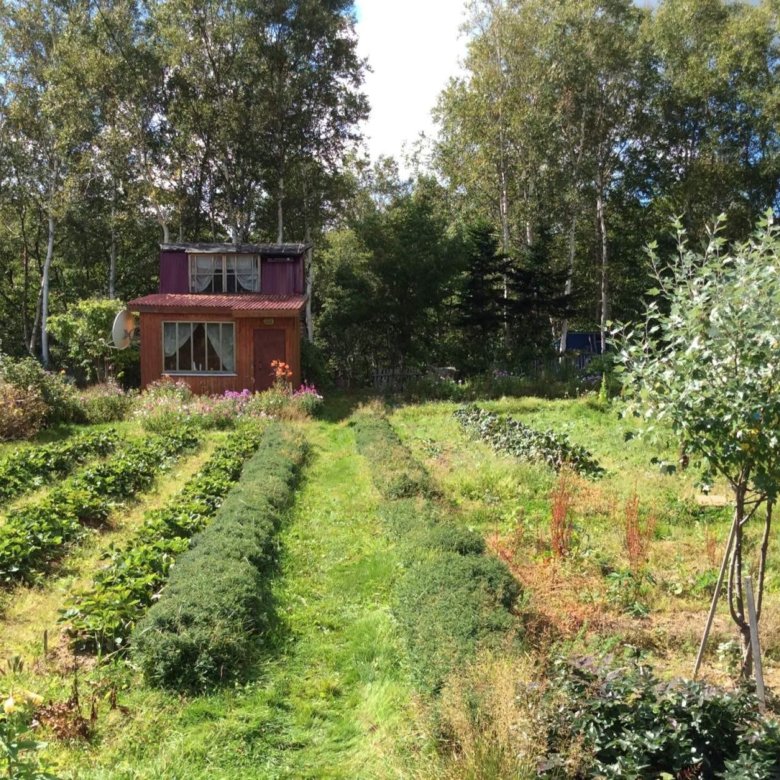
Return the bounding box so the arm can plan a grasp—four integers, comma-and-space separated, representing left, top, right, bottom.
354, 0, 469, 168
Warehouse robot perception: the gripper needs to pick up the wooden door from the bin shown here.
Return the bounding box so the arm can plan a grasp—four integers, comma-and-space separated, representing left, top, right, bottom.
253, 329, 287, 391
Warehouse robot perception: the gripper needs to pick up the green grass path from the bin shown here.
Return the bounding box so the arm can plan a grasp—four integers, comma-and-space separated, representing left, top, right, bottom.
64, 419, 429, 779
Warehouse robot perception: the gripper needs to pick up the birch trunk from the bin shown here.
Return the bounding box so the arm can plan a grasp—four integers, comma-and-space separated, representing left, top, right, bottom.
109, 201, 117, 300
559, 215, 578, 354
40, 214, 55, 367
596, 180, 609, 355
28, 284, 43, 357
277, 172, 285, 244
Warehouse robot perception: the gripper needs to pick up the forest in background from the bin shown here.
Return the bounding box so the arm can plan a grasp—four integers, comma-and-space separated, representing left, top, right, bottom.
0, 0, 778, 384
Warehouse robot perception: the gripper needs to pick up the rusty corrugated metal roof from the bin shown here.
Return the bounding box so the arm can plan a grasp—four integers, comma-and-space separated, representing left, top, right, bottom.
160, 242, 310, 256
128, 293, 306, 313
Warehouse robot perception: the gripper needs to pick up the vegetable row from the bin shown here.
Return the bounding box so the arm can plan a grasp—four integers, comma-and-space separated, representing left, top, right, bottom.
354, 411, 520, 693
0, 430, 199, 583
62, 425, 272, 653
0, 430, 119, 506
133, 424, 307, 691
454, 405, 604, 477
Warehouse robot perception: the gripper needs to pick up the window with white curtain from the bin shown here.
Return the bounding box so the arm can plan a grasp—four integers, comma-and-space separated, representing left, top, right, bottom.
162, 322, 236, 373
189, 254, 259, 293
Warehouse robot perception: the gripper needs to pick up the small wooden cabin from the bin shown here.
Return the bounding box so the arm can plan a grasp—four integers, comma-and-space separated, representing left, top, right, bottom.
129, 242, 308, 394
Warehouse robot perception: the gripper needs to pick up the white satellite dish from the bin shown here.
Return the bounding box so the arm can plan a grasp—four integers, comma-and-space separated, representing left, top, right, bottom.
112, 309, 136, 350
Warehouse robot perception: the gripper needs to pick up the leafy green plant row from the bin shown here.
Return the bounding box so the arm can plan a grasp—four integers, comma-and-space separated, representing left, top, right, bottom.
351, 408, 436, 499
543, 656, 780, 779
0, 429, 120, 506
133, 424, 307, 691
62, 424, 276, 653
455, 404, 604, 477
0, 430, 199, 584
353, 410, 521, 693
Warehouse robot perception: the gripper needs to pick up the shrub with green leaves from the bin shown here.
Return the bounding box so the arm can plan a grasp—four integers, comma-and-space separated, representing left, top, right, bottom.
132, 425, 306, 691
455, 405, 603, 477
0, 354, 82, 425
353, 408, 436, 499
62, 426, 268, 652
543, 656, 780, 778
78, 381, 132, 424
0, 430, 119, 505
0, 430, 198, 583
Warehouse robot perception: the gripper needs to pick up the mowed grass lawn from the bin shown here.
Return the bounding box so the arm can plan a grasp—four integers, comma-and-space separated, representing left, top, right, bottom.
2, 396, 778, 777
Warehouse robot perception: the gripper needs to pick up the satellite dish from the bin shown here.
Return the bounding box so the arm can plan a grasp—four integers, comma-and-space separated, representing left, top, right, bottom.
112, 309, 136, 350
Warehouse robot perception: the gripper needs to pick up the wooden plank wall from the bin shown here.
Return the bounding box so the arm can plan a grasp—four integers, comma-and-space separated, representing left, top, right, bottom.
139, 312, 301, 393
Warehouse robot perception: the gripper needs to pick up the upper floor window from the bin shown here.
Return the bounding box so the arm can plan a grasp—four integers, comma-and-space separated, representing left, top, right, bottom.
189, 254, 259, 293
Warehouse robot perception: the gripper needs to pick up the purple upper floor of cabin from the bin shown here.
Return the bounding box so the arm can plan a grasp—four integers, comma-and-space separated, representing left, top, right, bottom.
158, 242, 307, 297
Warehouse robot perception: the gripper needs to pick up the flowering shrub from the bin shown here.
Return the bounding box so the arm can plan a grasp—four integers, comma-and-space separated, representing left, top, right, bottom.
243, 386, 290, 419
0, 354, 83, 424
78, 380, 133, 424
134, 382, 323, 431
133, 379, 193, 433
144, 378, 193, 402
0, 382, 48, 441
271, 359, 293, 387
292, 383, 324, 417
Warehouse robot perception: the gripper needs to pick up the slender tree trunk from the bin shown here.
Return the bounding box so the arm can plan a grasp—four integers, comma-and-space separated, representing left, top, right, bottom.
756, 500, 773, 620
109, 201, 117, 300
559, 215, 578, 354
303, 179, 314, 341
28, 283, 43, 357
161, 222, 170, 244
40, 213, 55, 368
277, 170, 285, 245
727, 483, 752, 676
22, 237, 30, 351
596, 178, 609, 354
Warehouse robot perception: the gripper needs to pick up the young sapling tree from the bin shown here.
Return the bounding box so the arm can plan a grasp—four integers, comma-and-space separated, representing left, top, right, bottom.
616, 215, 780, 677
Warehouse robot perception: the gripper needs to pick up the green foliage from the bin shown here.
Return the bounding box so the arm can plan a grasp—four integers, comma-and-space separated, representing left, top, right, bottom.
0, 692, 54, 780
48, 299, 134, 383
133, 425, 307, 691
455, 405, 604, 477
544, 656, 780, 778
0, 355, 81, 425
0, 430, 119, 505
393, 547, 520, 693
0, 430, 198, 583
78, 381, 133, 424
315, 178, 464, 385
62, 427, 267, 652
352, 409, 436, 499
617, 217, 780, 499
354, 411, 521, 694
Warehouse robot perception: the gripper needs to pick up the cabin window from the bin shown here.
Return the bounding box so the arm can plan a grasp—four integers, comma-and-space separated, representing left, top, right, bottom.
189, 254, 259, 293
162, 322, 235, 373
